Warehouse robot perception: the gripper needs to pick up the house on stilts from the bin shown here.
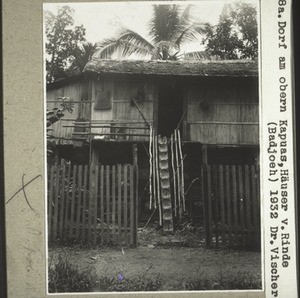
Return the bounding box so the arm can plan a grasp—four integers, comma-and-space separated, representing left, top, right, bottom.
47, 59, 260, 249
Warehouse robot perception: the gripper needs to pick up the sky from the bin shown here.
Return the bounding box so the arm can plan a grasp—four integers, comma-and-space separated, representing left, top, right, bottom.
44, 0, 258, 57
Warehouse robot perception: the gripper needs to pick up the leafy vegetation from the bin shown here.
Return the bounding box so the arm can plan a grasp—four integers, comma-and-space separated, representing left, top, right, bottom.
47, 97, 74, 159
45, 6, 87, 83
95, 4, 206, 60
65, 42, 97, 76
201, 2, 258, 59
45, 2, 258, 84
45, 4, 201, 81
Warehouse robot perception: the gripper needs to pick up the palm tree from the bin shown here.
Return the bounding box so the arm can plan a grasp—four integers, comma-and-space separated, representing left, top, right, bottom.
95, 4, 206, 60
66, 42, 98, 76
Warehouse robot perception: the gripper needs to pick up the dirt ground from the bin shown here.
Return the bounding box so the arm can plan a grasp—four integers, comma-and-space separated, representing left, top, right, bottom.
48, 225, 262, 291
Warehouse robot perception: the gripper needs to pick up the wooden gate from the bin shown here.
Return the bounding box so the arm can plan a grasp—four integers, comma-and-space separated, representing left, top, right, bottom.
48, 163, 138, 246
202, 164, 260, 249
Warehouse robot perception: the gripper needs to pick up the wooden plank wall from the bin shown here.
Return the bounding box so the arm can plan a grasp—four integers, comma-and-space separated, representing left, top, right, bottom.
47, 81, 92, 144
91, 80, 113, 136
47, 78, 155, 143
47, 163, 137, 246
202, 164, 261, 250
186, 78, 259, 145
92, 80, 155, 141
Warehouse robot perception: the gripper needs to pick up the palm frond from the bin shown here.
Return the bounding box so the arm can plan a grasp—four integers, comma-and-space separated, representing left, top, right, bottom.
95, 28, 154, 59
94, 4, 208, 61
117, 40, 155, 58
149, 5, 180, 44
117, 28, 155, 50
173, 22, 206, 47
155, 40, 179, 52
177, 4, 193, 28
69, 42, 97, 73
95, 37, 123, 59
150, 47, 163, 60
168, 5, 193, 44
183, 51, 213, 60
160, 4, 206, 53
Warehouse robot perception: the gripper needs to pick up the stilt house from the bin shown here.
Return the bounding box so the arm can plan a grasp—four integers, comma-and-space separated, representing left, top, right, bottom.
47, 59, 260, 247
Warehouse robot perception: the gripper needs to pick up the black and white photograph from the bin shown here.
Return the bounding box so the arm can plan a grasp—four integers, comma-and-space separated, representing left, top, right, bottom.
3, 0, 299, 297
45, 0, 262, 293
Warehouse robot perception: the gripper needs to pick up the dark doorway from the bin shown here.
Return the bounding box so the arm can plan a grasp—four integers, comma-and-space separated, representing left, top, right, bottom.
157, 80, 183, 137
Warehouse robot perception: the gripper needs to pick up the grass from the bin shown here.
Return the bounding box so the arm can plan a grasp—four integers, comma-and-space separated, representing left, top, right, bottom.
49, 254, 260, 292
184, 269, 261, 291
48, 255, 97, 293
93, 276, 161, 292
48, 255, 161, 293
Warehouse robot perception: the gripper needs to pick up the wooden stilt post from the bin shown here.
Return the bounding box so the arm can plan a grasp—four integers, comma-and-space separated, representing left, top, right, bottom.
201, 144, 212, 247
152, 129, 157, 210
202, 144, 208, 166
202, 144, 211, 247
149, 127, 153, 210
155, 135, 162, 226
177, 130, 185, 212
54, 149, 60, 166
171, 134, 177, 217
90, 144, 99, 166
174, 130, 181, 218
90, 143, 99, 244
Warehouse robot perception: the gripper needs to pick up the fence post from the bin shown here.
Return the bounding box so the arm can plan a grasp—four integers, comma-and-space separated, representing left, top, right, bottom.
212, 165, 219, 248
75, 165, 83, 240
106, 165, 110, 244
52, 165, 60, 241
225, 165, 232, 244
69, 165, 77, 239
245, 165, 251, 247
117, 165, 122, 245
130, 165, 135, 246
219, 165, 225, 244
100, 165, 104, 245
238, 165, 246, 248
48, 166, 54, 240
253, 165, 260, 249
81, 165, 88, 241
87, 165, 93, 241
112, 166, 116, 244
232, 165, 238, 240
133, 144, 138, 247
59, 162, 66, 240
93, 165, 99, 245
256, 165, 261, 248
203, 165, 212, 248
64, 164, 71, 235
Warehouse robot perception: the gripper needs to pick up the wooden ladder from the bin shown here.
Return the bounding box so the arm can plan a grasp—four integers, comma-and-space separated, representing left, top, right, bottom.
158, 136, 174, 232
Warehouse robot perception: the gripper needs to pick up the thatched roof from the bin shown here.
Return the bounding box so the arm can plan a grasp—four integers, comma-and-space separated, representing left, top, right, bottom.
84, 59, 258, 77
